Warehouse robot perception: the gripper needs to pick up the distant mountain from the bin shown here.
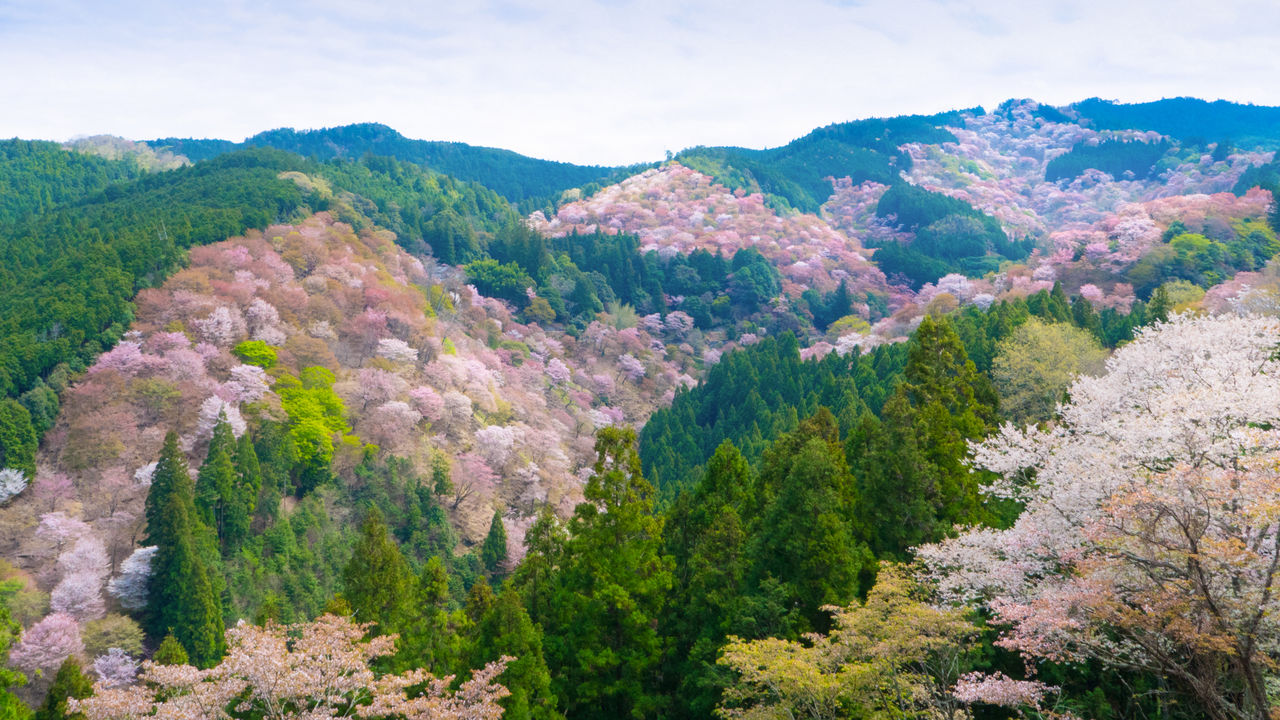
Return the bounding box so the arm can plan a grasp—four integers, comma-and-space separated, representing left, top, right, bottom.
146, 123, 619, 207
675, 110, 970, 213
1068, 97, 1280, 149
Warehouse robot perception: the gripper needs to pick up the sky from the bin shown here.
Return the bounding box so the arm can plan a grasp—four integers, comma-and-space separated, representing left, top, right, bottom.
2, 0, 1278, 166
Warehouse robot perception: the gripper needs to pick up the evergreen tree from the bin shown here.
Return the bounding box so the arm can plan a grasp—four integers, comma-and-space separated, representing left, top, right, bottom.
546, 427, 672, 720
846, 399, 932, 558
194, 420, 237, 546
470, 587, 563, 720
342, 507, 414, 636
899, 316, 999, 528
144, 432, 225, 667
223, 432, 261, 549
0, 577, 30, 720
152, 633, 189, 666
394, 556, 463, 674
34, 658, 91, 720
511, 505, 566, 628
661, 441, 752, 720
481, 509, 508, 579
749, 409, 871, 634
0, 400, 37, 478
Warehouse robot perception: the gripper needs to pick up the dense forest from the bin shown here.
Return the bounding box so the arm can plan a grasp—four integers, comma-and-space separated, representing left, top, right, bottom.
4, 96, 1280, 720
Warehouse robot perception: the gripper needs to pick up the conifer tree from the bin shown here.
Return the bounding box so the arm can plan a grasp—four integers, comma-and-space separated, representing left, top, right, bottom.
144, 432, 225, 667
749, 409, 871, 634
342, 507, 413, 636
152, 633, 188, 666
394, 556, 463, 674
480, 509, 508, 579
899, 316, 999, 528
195, 420, 236, 544
470, 587, 562, 720
546, 427, 671, 720
0, 400, 36, 478
511, 505, 566, 627
661, 441, 752, 720
34, 658, 91, 720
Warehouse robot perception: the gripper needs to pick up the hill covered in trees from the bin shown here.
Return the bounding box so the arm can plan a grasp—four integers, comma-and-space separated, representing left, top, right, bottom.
5, 96, 1280, 719
146, 123, 622, 208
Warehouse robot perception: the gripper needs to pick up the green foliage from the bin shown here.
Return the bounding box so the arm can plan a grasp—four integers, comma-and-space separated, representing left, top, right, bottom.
1044, 138, 1173, 182
342, 507, 415, 637
749, 410, 872, 633
0, 573, 29, 719
275, 367, 349, 494
675, 112, 964, 212
231, 340, 277, 369
0, 139, 145, 227
465, 258, 536, 306
0, 148, 311, 402
992, 319, 1109, 424
152, 122, 616, 205
872, 183, 1026, 287
481, 510, 508, 579
469, 587, 563, 720
536, 428, 672, 720
143, 432, 226, 668
34, 658, 91, 720
152, 633, 188, 666
640, 333, 907, 493
1071, 97, 1280, 150
0, 400, 37, 477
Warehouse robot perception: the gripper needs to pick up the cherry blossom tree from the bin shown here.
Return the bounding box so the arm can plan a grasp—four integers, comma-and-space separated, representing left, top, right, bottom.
52, 535, 110, 620
0, 468, 27, 504
376, 338, 419, 364
70, 614, 510, 720
9, 612, 84, 675
920, 314, 1280, 720
92, 648, 139, 688
107, 546, 156, 611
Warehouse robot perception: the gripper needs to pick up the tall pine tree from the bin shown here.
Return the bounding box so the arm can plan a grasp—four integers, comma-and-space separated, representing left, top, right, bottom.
144, 432, 225, 667
544, 427, 672, 720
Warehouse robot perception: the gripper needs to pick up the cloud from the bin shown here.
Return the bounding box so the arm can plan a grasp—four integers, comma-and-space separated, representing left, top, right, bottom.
0, 0, 1277, 165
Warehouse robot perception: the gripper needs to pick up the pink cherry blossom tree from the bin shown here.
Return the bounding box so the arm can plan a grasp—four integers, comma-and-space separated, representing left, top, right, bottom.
920, 314, 1280, 720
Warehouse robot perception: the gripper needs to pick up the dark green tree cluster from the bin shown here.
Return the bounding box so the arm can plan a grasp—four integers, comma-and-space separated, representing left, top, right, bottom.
1071, 97, 1280, 150
143, 432, 225, 668
0, 139, 144, 227
149, 122, 617, 207
1044, 138, 1173, 182
871, 183, 1032, 287
0, 148, 312, 404
676, 112, 965, 213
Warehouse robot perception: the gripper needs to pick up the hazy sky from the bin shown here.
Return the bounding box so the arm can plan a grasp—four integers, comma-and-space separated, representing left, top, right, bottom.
2, 0, 1277, 165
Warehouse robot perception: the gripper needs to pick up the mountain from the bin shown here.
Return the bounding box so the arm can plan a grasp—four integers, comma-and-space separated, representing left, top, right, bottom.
147, 123, 622, 207
4, 96, 1280, 719
1068, 96, 1280, 148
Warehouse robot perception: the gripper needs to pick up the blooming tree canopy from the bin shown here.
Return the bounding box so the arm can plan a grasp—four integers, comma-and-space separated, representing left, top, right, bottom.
920, 313, 1280, 720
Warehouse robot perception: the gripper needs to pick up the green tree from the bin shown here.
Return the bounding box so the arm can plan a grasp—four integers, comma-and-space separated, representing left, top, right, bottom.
34, 658, 92, 720
899, 316, 999, 529
991, 318, 1109, 425
152, 633, 189, 666
750, 409, 871, 634
144, 432, 225, 667
342, 507, 414, 637
846, 397, 932, 559
470, 587, 563, 720
0, 400, 36, 477
395, 556, 464, 674
546, 427, 672, 720
661, 441, 753, 720
195, 419, 237, 544
0, 576, 31, 720
481, 509, 508, 579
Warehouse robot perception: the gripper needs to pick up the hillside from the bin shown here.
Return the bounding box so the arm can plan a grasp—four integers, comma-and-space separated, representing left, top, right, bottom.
4, 96, 1280, 719
147, 123, 620, 207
